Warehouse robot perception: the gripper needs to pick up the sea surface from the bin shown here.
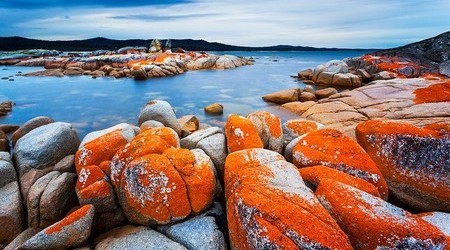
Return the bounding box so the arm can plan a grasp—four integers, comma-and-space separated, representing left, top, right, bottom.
0, 50, 370, 137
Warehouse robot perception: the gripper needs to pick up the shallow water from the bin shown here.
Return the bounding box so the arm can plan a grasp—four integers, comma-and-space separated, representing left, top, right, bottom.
0, 50, 370, 137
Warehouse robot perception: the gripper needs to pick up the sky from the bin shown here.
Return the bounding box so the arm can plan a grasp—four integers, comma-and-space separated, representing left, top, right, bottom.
0, 0, 449, 48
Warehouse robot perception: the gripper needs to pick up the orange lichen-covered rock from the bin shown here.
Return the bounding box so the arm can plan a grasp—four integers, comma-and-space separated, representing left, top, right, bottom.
316, 179, 446, 250
356, 120, 450, 212
19, 204, 94, 250
224, 114, 263, 153
291, 129, 388, 200
299, 166, 381, 197
247, 111, 283, 153
110, 127, 180, 188
111, 129, 215, 225
75, 124, 136, 174
419, 212, 450, 250
75, 165, 117, 213
225, 148, 352, 249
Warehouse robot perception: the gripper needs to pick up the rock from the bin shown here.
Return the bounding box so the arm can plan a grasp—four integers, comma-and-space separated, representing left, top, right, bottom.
0, 130, 9, 152
303, 85, 315, 93
19, 204, 95, 250
247, 111, 283, 154
178, 115, 199, 135
356, 68, 372, 82
95, 225, 187, 250
439, 60, 450, 77
75, 123, 136, 173
29, 171, 77, 228
11, 116, 54, 146
212, 55, 238, 69
291, 129, 389, 199
140, 120, 165, 130
14, 122, 79, 200
138, 100, 182, 136
92, 208, 126, 233
315, 87, 337, 99
262, 88, 300, 104
373, 70, 394, 80
281, 101, 315, 115
282, 119, 324, 146
419, 211, 450, 247
0, 124, 20, 134
225, 148, 352, 249
164, 215, 226, 250
323, 60, 349, 73
297, 68, 312, 80
111, 129, 215, 225
298, 91, 316, 102
4, 228, 41, 250
0, 101, 13, 117
0, 156, 16, 188
204, 103, 223, 115
316, 179, 447, 249
316, 72, 334, 85
180, 127, 223, 149
196, 133, 227, 179
76, 165, 116, 213
299, 166, 381, 197
53, 154, 75, 173
356, 120, 450, 212
0, 182, 24, 248
224, 114, 263, 153
149, 39, 162, 53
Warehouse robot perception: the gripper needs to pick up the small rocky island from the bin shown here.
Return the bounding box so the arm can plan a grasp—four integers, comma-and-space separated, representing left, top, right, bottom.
0, 33, 449, 249
0, 39, 252, 80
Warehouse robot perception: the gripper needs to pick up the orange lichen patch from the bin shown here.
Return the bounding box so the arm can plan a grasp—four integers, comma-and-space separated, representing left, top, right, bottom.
285, 120, 321, 136
247, 111, 282, 138
292, 129, 388, 200
99, 160, 111, 176
414, 80, 450, 104
421, 73, 446, 81
247, 111, 283, 153
76, 165, 107, 190
225, 148, 352, 249
356, 120, 450, 212
121, 154, 191, 225
424, 123, 450, 133
163, 148, 216, 213
153, 54, 173, 63
75, 129, 129, 174
224, 114, 263, 153
77, 180, 113, 199
299, 166, 381, 197
45, 204, 93, 235
137, 127, 180, 148
315, 179, 446, 249
110, 133, 174, 187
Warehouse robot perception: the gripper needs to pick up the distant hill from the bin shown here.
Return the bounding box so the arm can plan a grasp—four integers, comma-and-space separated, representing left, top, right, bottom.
0, 36, 362, 52
373, 31, 450, 72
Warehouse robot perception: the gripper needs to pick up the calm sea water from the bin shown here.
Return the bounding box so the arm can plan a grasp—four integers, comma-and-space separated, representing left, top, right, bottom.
0, 50, 369, 137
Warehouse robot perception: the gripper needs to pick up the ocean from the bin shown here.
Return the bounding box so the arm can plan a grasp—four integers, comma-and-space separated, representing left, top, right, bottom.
0, 50, 370, 137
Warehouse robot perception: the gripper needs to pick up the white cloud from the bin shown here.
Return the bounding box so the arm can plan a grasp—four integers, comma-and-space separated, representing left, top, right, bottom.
1, 0, 449, 48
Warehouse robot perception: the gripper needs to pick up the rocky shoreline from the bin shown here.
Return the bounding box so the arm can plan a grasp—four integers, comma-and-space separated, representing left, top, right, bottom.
0, 47, 252, 80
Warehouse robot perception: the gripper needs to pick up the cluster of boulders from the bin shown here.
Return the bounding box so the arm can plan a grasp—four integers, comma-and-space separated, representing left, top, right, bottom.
0, 99, 449, 249
262, 85, 338, 105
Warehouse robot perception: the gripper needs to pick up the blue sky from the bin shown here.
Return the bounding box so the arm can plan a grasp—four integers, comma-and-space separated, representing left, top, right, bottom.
1, 0, 449, 48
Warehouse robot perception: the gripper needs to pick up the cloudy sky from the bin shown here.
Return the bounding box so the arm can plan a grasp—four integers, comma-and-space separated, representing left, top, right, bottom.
1, 0, 449, 48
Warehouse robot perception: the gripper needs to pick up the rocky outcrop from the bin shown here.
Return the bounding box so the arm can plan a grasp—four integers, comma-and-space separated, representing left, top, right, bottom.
356, 120, 450, 212
225, 148, 352, 249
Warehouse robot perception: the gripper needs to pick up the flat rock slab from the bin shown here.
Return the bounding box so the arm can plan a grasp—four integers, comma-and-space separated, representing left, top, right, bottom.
283, 78, 450, 138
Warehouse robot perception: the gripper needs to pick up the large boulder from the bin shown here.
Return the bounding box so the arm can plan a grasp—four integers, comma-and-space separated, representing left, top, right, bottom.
0, 154, 24, 248
138, 100, 182, 136
439, 60, 450, 77
291, 128, 389, 199
14, 122, 79, 201
247, 111, 283, 154
356, 120, 450, 212
282, 119, 324, 146
224, 114, 263, 153
11, 116, 54, 146
19, 204, 95, 250
316, 179, 447, 249
111, 128, 216, 225
225, 148, 352, 249
95, 225, 186, 250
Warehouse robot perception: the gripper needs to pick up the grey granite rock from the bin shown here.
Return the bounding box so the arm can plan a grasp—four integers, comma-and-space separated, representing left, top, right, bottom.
138, 100, 182, 136
0, 182, 24, 248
